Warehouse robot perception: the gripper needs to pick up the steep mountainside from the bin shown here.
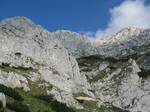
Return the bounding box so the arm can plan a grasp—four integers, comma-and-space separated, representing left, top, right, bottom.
0, 17, 150, 112
0, 17, 92, 112
94, 27, 150, 59
52, 30, 97, 58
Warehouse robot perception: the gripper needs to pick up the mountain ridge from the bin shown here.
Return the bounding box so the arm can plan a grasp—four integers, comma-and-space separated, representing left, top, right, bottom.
0, 16, 150, 112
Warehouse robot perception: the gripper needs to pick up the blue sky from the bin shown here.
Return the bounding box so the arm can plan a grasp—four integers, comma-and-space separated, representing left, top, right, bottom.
0, 0, 123, 32
0, 0, 150, 38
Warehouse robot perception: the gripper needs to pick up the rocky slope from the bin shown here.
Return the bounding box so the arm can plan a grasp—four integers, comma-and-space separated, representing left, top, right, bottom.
49, 25, 150, 112
52, 30, 97, 58
77, 56, 150, 112
58, 26, 150, 112
0, 16, 150, 112
0, 17, 93, 111
94, 27, 150, 59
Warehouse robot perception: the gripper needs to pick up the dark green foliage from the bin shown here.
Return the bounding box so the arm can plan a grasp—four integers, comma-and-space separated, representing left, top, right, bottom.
73, 92, 90, 97
77, 55, 101, 67
0, 62, 36, 75
77, 55, 119, 66
15, 66, 34, 72
97, 105, 129, 112
51, 100, 75, 112
35, 95, 75, 112
14, 52, 22, 57
138, 69, 150, 78
34, 95, 52, 103
77, 55, 130, 68
89, 71, 106, 83
0, 109, 5, 112
0, 84, 23, 101
7, 101, 30, 112
0, 101, 3, 109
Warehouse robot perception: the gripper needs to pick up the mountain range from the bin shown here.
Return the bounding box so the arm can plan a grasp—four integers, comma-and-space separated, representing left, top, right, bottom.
0, 16, 150, 112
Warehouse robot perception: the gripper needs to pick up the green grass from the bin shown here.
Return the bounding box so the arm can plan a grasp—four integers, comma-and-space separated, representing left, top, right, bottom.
0, 108, 15, 112
0, 81, 53, 112
89, 71, 106, 83
97, 105, 129, 112
1, 83, 128, 112
82, 100, 97, 109
15, 81, 53, 112
0, 84, 23, 101
73, 92, 90, 98
77, 55, 129, 84
0, 63, 36, 77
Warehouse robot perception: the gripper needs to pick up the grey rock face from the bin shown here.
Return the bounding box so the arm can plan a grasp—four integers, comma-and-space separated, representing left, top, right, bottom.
0, 16, 91, 108
50, 27, 150, 111
52, 30, 97, 58
55, 27, 150, 112
0, 71, 30, 91
54, 27, 150, 62
78, 56, 150, 112
47, 27, 148, 60
94, 27, 150, 59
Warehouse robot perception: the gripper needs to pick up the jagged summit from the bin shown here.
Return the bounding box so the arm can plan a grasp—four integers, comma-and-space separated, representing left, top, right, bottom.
54, 29, 88, 39
52, 29, 97, 58
0, 16, 91, 109
0, 16, 37, 30
95, 27, 144, 46
52, 25, 150, 59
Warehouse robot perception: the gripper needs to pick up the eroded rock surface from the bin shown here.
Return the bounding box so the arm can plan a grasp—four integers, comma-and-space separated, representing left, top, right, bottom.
0, 16, 91, 108
78, 56, 150, 112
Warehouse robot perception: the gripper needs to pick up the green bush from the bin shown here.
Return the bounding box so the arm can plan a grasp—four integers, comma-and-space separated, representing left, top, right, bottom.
0, 84, 23, 101
0, 101, 3, 109
51, 100, 75, 112
35, 95, 52, 103
138, 69, 150, 78
7, 101, 30, 112
35, 95, 75, 112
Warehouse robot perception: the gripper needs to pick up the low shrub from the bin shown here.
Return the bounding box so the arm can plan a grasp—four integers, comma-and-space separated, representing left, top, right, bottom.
35, 95, 75, 112
0, 84, 23, 101
7, 101, 30, 112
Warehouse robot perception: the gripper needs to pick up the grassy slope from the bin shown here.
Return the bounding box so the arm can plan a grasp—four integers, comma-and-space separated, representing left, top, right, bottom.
0, 81, 53, 112
0, 59, 128, 112
0, 82, 128, 112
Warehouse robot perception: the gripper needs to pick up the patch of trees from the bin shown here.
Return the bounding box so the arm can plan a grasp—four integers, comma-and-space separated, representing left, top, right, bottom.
35, 95, 76, 112
0, 84, 23, 101
7, 101, 30, 112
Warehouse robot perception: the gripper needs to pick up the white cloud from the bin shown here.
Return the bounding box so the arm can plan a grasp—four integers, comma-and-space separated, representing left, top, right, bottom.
96, 0, 150, 38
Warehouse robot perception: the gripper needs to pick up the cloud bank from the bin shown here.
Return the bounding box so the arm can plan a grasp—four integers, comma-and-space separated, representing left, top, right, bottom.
96, 0, 150, 38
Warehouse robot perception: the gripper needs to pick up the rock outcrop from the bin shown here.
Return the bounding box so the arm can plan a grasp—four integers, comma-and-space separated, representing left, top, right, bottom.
78, 56, 150, 112
52, 30, 97, 58
0, 16, 91, 109
94, 27, 150, 59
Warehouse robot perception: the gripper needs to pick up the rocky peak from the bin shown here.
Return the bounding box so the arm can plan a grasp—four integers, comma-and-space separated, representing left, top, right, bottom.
0, 16, 37, 30
52, 30, 97, 58
94, 27, 144, 46
91, 27, 150, 59
0, 16, 92, 109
